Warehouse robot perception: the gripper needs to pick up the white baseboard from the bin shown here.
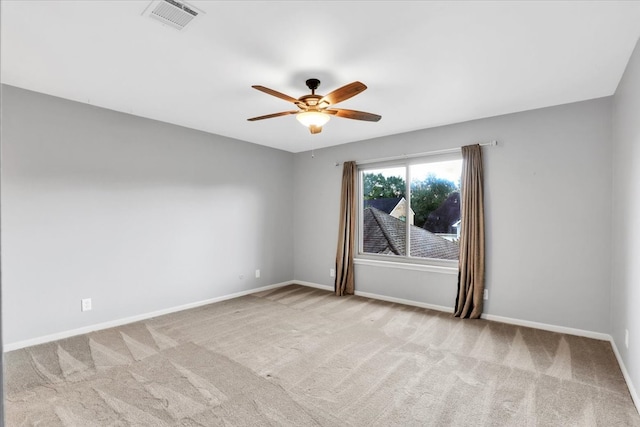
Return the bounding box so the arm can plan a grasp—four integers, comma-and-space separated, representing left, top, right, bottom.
293, 280, 333, 292
292, 281, 455, 315
354, 290, 454, 313
3, 281, 295, 352
610, 337, 640, 414
292, 282, 453, 314
292, 281, 453, 316
481, 313, 611, 341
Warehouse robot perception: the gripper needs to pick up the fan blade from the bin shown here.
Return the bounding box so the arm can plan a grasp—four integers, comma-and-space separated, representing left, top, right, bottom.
252, 85, 300, 104
247, 111, 298, 121
326, 109, 381, 122
319, 81, 367, 106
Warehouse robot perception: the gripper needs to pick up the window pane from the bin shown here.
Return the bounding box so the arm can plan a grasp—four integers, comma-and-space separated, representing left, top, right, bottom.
361, 167, 407, 257
409, 160, 462, 260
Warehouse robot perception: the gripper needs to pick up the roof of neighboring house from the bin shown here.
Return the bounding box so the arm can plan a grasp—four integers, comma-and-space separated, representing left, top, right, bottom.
363, 207, 459, 260
363, 197, 403, 215
423, 192, 461, 232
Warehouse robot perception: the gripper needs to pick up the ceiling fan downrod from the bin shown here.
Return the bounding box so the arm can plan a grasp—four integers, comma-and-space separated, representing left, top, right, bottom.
305, 78, 321, 95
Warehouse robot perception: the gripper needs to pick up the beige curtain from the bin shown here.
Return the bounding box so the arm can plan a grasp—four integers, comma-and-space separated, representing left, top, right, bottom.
335, 161, 357, 296
454, 144, 485, 318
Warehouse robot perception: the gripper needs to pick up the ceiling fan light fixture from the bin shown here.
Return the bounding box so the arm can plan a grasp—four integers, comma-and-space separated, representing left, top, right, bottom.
248, 79, 380, 134
296, 111, 330, 128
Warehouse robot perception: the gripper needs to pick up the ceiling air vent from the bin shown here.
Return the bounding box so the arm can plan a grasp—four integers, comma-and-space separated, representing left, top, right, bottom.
142, 0, 204, 31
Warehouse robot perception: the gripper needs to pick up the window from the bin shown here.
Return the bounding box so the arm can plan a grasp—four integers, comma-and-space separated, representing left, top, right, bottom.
359, 155, 462, 265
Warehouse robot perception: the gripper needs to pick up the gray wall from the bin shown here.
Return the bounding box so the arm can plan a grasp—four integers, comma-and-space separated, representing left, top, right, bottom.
0, 77, 624, 345
612, 38, 640, 400
1, 85, 294, 345
294, 97, 613, 334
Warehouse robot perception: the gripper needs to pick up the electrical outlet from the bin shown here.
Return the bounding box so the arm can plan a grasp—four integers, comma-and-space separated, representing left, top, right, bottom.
625, 329, 629, 349
330, 268, 335, 278
483, 289, 488, 300
255, 269, 260, 278
239, 274, 244, 280
81, 298, 92, 312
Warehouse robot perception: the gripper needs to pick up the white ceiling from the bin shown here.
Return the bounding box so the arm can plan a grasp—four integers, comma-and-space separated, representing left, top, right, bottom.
2, 1, 639, 153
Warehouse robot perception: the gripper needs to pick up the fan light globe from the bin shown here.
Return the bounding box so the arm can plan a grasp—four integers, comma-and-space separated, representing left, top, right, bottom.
296, 111, 330, 128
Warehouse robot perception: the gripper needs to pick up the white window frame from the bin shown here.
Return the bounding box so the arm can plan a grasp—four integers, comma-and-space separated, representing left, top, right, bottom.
356, 152, 462, 274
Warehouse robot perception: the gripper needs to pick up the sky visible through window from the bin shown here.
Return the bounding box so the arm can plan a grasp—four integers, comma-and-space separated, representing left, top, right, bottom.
411, 160, 462, 187
372, 160, 462, 188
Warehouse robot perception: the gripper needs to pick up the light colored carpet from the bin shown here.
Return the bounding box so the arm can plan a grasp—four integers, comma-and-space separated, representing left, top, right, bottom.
5, 284, 639, 426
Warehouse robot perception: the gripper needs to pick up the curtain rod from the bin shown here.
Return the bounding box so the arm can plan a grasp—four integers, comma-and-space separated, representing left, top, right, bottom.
335, 140, 497, 166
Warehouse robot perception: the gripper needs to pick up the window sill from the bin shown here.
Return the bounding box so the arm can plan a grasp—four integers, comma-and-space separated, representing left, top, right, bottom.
354, 257, 458, 275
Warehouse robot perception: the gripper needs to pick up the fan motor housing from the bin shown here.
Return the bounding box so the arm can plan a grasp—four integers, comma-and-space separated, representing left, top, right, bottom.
298, 94, 322, 108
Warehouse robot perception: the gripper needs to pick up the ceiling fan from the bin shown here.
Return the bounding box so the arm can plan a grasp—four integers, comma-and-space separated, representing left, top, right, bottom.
247, 78, 381, 134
